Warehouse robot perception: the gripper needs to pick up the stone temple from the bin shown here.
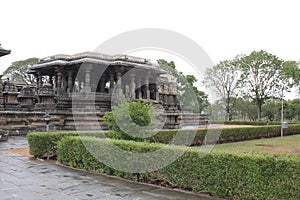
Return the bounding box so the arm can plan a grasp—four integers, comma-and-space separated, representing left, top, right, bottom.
0, 52, 209, 138
0, 44, 11, 141
0, 52, 207, 136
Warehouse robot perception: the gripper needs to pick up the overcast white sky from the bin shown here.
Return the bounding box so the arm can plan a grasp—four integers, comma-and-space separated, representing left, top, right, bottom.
1, 0, 300, 99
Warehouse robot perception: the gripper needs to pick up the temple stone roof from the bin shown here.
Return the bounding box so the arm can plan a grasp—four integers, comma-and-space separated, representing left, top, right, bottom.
0, 44, 11, 57
30, 52, 164, 73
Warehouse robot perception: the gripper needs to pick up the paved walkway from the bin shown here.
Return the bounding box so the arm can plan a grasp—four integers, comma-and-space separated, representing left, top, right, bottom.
0, 137, 214, 200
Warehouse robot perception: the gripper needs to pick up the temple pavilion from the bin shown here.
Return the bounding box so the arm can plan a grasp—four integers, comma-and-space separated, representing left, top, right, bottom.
0, 52, 183, 133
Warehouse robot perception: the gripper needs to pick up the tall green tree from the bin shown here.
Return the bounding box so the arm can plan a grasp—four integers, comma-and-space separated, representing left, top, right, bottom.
280, 61, 300, 97
2, 57, 38, 84
204, 59, 241, 120
280, 61, 300, 87
239, 50, 283, 120
284, 99, 300, 121
228, 97, 258, 121
184, 75, 209, 113
262, 100, 280, 121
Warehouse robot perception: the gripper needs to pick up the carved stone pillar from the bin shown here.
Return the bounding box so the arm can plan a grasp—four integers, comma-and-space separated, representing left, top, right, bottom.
129, 74, 136, 99
78, 80, 82, 92
62, 74, 67, 92
84, 65, 92, 92
67, 71, 73, 93
38, 72, 42, 88
99, 77, 106, 93
57, 72, 62, 94
144, 74, 150, 100
116, 72, 122, 96
48, 75, 53, 87
0, 75, 3, 108
109, 73, 115, 93
53, 76, 57, 90
122, 79, 127, 96
155, 76, 160, 101
35, 74, 39, 90
57, 72, 62, 89
135, 76, 142, 99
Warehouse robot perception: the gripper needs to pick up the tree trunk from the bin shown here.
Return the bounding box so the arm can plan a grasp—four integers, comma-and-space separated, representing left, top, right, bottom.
257, 101, 262, 121
226, 96, 231, 121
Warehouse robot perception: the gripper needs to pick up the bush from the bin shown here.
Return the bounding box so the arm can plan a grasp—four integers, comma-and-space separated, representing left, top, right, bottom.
28, 124, 300, 156
161, 150, 300, 199
102, 98, 153, 131
56, 136, 163, 179
151, 124, 300, 145
27, 131, 107, 158
55, 136, 300, 199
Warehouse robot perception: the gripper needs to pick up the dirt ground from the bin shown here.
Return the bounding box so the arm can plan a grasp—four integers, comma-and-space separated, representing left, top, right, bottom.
261, 146, 300, 154
5, 148, 33, 157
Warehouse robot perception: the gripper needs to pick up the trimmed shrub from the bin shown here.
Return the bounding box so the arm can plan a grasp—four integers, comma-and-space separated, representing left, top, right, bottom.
56, 136, 300, 200
27, 131, 107, 158
27, 131, 81, 158
151, 124, 300, 145
160, 150, 300, 199
56, 136, 163, 179
28, 124, 300, 156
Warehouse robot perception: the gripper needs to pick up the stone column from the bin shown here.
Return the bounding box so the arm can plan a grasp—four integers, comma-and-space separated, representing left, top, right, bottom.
155, 76, 160, 101
122, 79, 127, 96
135, 76, 142, 99
78, 80, 82, 92
100, 77, 106, 93
67, 71, 73, 93
35, 74, 39, 90
144, 74, 150, 100
57, 72, 62, 92
116, 72, 122, 96
84, 65, 92, 92
0, 75, 3, 108
53, 76, 57, 90
38, 72, 42, 88
48, 75, 53, 87
62, 74, 67, 92
129, 74, 136, 99
109, 73, 115, 93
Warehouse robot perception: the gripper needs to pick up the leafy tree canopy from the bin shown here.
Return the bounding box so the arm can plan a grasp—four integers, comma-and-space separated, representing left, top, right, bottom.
204, 58, 241, 120
239, 50, 283, 120
2, 57, 38, 84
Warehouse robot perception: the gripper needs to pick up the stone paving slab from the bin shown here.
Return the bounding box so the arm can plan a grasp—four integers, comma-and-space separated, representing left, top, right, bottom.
0, 137, 216, 200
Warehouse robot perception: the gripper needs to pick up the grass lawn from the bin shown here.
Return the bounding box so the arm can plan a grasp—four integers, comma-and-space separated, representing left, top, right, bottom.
195, 134, 300, 154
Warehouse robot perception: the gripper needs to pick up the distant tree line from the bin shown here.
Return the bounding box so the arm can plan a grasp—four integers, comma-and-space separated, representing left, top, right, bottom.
204, 50, 300, 121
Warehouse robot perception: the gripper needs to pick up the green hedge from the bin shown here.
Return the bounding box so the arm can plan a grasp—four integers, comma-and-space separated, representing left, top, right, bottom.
152, 124, 300, 145
27, 131, 108, 158
28, 125, 300, 155
55, 136, 300, 199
